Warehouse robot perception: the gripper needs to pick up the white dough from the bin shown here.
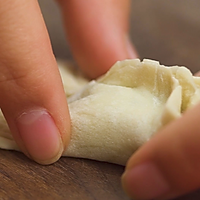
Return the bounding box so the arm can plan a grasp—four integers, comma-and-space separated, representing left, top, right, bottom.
0, 59, 200, 165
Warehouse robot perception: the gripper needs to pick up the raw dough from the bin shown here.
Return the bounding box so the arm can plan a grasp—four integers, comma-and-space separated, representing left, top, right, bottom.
0, 59, 200, 166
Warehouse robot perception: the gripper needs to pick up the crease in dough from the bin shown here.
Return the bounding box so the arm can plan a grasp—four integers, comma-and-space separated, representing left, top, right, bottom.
0, 59, 199, 165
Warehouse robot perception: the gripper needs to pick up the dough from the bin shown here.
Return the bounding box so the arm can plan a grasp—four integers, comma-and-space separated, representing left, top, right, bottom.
0, 59, 200, 166
58, 60, 89, 97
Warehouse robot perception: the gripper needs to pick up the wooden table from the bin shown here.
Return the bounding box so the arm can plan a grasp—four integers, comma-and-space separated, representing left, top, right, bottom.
1, 1, 200, 199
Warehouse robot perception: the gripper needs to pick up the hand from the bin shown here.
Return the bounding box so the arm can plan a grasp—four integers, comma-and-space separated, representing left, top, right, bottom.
0, 0, 137, 164
0, 0, 71, 165
122, 102, 200, 199
57, 0, 137, 78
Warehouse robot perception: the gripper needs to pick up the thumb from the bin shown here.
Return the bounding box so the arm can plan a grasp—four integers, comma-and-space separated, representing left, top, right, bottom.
0, 0, 70, 164
122, 103, 200, 200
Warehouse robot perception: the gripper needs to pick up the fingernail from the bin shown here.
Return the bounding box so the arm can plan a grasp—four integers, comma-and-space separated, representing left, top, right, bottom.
122, 162, 170, 200
125, 35, 138, 59
16, 109, 63, 164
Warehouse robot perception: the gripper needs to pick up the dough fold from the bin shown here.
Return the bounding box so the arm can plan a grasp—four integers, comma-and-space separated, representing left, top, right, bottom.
0, 59, 200, 165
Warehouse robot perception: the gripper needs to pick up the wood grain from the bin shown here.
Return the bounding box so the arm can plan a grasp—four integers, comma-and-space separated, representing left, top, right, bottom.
0, 150, 128, 200
1, 0, 200, 199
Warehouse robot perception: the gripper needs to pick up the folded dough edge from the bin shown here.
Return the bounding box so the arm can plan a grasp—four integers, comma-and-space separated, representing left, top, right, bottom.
0, 59, 199, 165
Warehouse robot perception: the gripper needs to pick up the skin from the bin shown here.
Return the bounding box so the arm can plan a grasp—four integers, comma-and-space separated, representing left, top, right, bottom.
0, 0, 136, 164
122, 103, 200, 199
1, 0, 200, 199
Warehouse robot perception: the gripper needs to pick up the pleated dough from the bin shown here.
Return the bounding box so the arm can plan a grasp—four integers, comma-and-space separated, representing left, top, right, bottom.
0, 59, 200, 165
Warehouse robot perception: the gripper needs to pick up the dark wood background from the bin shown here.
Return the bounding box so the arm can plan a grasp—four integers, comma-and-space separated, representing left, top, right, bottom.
1, 1, 200, 199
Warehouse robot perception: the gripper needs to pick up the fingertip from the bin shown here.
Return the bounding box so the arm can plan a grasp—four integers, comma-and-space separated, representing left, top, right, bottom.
15, 109, 64, 165
122, 162, 170, 200
122, 104, 200, 199
57, 0, 138, 79
76, 34, 139, 79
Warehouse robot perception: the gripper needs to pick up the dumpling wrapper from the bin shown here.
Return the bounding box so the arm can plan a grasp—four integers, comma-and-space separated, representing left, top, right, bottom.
0, 59, 200, 166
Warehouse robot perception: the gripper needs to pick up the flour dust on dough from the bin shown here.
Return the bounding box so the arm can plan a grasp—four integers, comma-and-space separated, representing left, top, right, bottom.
0, 59, 200, 166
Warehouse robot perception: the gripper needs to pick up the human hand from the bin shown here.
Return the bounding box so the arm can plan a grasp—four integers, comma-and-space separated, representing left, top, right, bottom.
0, 0, 71, 164
57, 0, 137, 78
0, 0, 137, 164
122, 102, 200, 199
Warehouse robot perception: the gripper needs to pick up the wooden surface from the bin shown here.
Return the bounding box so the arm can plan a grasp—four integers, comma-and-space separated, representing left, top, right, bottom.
1, 1, 200, 199
0, 150, 127, 200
